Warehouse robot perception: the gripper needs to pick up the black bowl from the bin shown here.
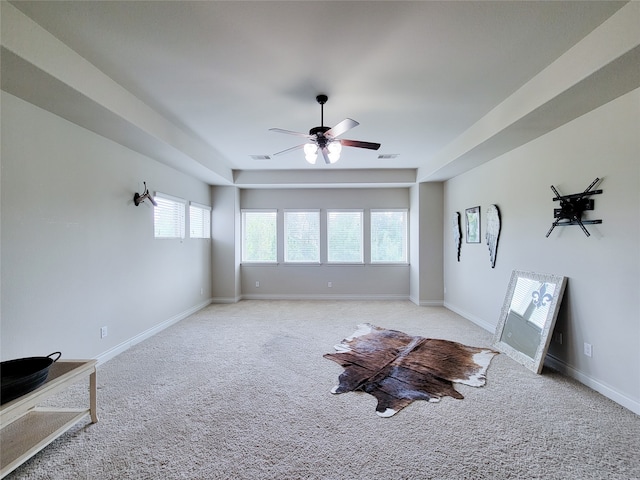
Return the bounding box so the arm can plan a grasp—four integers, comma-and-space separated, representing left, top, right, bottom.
1, 352, 61, 404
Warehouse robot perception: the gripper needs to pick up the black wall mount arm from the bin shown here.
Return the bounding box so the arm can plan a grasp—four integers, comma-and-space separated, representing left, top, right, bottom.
545, 178, 602, 238
133, 182, 158, 207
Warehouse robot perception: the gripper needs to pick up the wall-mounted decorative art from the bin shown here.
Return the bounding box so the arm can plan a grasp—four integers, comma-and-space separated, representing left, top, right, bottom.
546, 178, 602, 238
465, 206, 480, 243
452, 212, 462, 261
485, 204, 501, 268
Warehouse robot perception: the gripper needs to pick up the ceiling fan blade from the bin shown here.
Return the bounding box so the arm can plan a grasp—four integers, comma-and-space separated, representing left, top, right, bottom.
321, 147, 331, 164
273, 144, 306, 156
340, 139, 381, 150
269, 128, 313, 139
324, 118, 359, 139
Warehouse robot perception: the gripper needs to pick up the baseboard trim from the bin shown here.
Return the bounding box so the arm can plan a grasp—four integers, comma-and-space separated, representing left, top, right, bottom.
95, 299, 212, 365
408, 295, 444, 307
545, 354, 640, 415
444, 302, 496, 333
421, 301, 444, 307
211, 296, 242, 304
240, 293, 410, 301
444, 302, 640, 416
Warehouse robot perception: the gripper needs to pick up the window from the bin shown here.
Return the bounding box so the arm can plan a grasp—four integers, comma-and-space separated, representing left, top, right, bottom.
242, 209, 277, 263
371, 210, 408, 263
190, 202, 211, 239
284, 210, 320, 263
154, 193, 185, 239
327, 210, 363, 263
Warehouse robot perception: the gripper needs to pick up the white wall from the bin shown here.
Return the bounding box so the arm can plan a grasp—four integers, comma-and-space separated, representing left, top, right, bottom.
443, 88, 640, 413
238, 188, 410, 299
1, 92, 212, 362
211, 186, 241, 303
409, 182, 444, 306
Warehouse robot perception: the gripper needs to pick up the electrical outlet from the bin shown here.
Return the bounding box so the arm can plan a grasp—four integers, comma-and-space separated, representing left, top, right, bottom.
554, 332, 563, 344
255, 281, 260, 288
200, 288, 204, 295
100, 326, 108, 338
584, 342, 592, 357
328, 281, 332, 288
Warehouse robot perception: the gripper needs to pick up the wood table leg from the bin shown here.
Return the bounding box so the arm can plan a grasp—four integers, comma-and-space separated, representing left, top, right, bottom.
89, 370, 98, 424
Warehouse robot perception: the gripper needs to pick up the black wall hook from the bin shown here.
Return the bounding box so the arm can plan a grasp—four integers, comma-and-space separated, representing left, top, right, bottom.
134, 182, 158, 207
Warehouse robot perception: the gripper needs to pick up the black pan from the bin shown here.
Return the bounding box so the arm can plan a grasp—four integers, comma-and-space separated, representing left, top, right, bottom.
1, 352, 61, 405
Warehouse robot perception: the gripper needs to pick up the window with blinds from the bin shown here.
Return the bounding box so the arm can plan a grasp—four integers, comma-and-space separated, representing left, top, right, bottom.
189, 202, 211, 239
241, 209, 277, 263
327, 210, 363, 263
284, 210, 320, 263
371, 210, 408, 263
154, 193, 186, 239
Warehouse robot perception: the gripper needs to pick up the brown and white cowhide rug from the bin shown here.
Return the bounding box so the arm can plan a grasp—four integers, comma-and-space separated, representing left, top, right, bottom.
324, 323, 499, 417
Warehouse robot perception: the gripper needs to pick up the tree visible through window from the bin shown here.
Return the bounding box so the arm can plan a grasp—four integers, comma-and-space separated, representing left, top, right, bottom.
242, 210, 277, 263
284, 210, 320, 263
327, 210, 363, 263
371, 210, 408, 263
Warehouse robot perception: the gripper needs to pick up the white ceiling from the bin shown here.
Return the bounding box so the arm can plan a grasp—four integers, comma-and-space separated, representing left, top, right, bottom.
3, 1, 637, 187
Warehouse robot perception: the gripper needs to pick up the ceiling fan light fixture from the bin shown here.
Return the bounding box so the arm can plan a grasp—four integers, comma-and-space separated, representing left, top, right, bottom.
328, 141, 342, 163
304, 143, 318, 164
270, 94, 381, 165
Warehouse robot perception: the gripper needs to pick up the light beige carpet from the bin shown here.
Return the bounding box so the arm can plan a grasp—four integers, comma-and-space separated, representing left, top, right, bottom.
6, 301, 640, 479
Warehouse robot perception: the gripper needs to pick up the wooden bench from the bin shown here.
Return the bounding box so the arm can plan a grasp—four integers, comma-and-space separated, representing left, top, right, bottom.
1, 360, 98, 478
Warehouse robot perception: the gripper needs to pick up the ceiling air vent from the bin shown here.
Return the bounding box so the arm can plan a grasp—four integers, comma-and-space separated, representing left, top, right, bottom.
250, 155, 271, 160
377, 154, 399, 159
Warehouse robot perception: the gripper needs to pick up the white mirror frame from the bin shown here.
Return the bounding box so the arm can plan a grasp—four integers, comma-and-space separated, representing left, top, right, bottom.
493, 270, 567, 374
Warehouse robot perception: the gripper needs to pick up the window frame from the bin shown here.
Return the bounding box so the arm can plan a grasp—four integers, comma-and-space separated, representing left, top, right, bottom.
326, 209, 364, 264
370, 209, 409, 264
189, 201, 211, 239
284, 209, 321, 264
154, 192, 186, 240
241, 209, 278, 264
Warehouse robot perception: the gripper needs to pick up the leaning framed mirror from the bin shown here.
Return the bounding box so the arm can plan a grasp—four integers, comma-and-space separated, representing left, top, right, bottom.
493, 270, 567, 374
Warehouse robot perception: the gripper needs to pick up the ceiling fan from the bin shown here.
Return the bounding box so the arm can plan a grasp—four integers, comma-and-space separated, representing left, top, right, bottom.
269, 94, 381, 165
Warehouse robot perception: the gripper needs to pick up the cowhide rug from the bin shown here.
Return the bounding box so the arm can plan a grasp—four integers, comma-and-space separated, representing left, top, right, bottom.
324, 323, 499, 417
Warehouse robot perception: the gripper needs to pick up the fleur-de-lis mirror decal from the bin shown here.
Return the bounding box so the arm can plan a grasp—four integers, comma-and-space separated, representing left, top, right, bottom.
532, 283, 553, 309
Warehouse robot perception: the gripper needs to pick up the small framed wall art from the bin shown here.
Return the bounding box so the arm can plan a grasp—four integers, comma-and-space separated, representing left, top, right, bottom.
465, 206, 480, 243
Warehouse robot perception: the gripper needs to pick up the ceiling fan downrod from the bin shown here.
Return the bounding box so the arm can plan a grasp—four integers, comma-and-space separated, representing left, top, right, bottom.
316, 94, 328, 127
310, 94, 330, 144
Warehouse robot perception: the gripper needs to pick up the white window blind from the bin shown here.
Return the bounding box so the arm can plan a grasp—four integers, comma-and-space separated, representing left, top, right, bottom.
154, 193, 185, 239
327, 210, 363, 263
241, 209, 277, 263
190, 202, 211, 239
510, 278, 556, 329
371, 210, 408, 263
284, 210, 320, 263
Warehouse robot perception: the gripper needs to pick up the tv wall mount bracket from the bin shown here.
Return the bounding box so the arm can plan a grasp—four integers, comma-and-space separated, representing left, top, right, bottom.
545, 178, 602, 238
